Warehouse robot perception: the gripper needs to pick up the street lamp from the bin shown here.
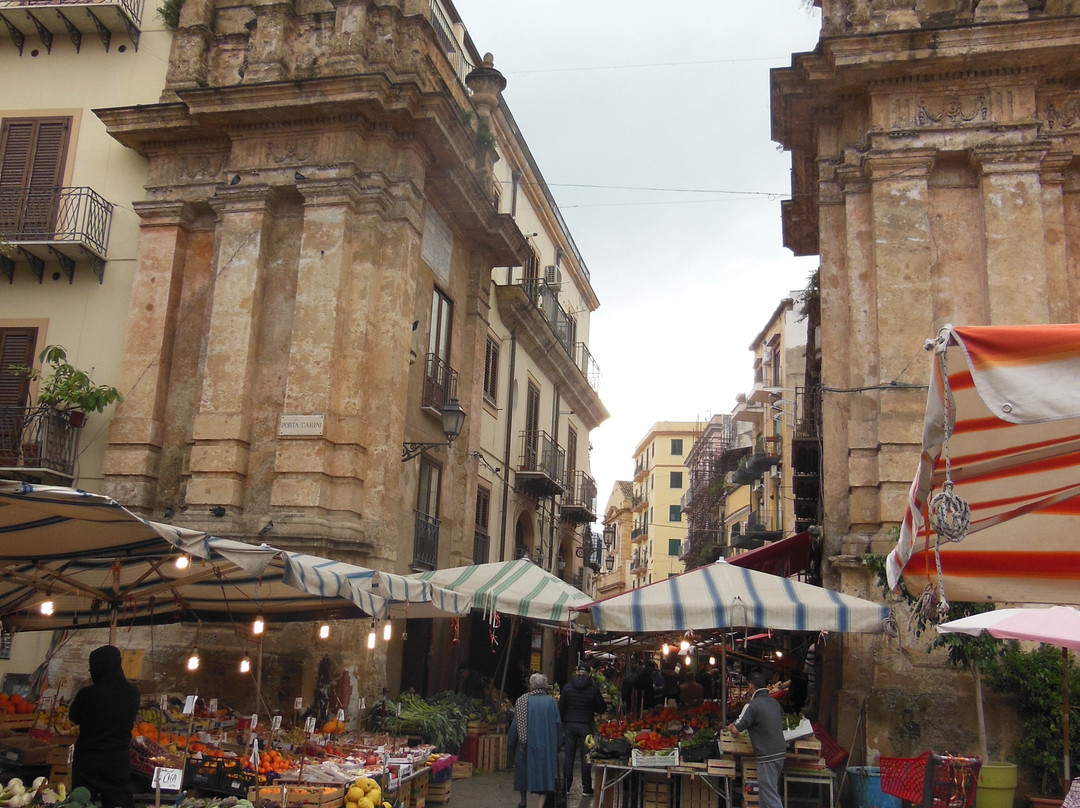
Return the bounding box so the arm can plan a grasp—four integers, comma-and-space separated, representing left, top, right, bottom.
402, 398, 467, 461
604, 555, 615, 574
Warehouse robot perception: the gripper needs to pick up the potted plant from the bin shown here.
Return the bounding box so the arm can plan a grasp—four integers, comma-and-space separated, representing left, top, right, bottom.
12, 344, 123, 429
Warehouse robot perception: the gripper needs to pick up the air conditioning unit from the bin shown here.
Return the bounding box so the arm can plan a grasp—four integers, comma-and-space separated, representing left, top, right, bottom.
544, 265, 562, 287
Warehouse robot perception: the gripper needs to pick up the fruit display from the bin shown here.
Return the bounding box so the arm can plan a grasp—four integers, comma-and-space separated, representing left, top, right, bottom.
594, 702, 725, 754
0, 694, 36, 716
344, 776, 387, 808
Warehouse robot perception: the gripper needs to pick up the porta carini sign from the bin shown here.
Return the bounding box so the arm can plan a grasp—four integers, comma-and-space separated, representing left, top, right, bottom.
278, 414, 325, 436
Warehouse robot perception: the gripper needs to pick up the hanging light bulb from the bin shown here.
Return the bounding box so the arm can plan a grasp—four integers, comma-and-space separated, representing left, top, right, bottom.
661, 644, 670, 656
709, 656, 716, 666
679, 640, 690, 652
252, 613, 265, 635
684, 655, 692, 667
175, 555, 190, 570
240, 655, 251, 674
39, 600, 54, 616
319, 624, 330, 640
383, 622, 392, 641
187, 651, 200, 671
367, 621, 376, 650
775, 650, 784, 659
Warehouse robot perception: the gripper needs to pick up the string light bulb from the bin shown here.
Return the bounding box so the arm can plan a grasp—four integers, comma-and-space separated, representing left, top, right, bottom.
240, 655, 251, 674
383, 622, 392, 641
319, 624, 330, 640
367, 621, 376, 650
709, 656, 716, 666
661, 644, 670, 656
187, 651, 200, 671
39, 600, 54, 616
252, 613, 265, 635
679, 640, 690, 652
684, 655, 692, 667
775, 650, 783, 659
175, 555, 190, 570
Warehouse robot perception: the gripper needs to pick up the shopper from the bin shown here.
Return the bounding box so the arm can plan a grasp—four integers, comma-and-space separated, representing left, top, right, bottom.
678, 669, 705, 708
508, 673, 562, 808
69, 645, 141, 808
559, 664, 606, 795
726, 669, 785, 808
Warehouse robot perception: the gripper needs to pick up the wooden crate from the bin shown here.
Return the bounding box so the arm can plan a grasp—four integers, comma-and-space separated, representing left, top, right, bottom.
683, 776, 718, 808
741, 759, 758, 780
642, 774, 672, 808
427, 782, 451, 805
451, 761, 472, 779
707, 759, 736, 778
476, 734, 506, 773
248, 786, 344, 806
49, 765, 71, 791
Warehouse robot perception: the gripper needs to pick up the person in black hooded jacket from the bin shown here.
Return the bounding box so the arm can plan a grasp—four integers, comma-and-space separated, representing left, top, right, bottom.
558, 664, 606, 795
69, 645, 141, 808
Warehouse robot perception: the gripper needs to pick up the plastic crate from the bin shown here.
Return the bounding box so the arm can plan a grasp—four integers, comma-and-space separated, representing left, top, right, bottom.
811, 721, 850, 770
881, 752, 982, 808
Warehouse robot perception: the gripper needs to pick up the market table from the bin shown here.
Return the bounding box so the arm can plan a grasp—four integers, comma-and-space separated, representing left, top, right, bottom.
592, 760, 734, 808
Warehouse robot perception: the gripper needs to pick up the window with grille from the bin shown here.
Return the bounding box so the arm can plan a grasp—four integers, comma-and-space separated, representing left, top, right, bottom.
483, 336, 499, 403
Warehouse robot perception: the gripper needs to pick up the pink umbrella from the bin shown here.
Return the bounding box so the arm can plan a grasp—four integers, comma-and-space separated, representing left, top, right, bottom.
939, 606, 1080, 781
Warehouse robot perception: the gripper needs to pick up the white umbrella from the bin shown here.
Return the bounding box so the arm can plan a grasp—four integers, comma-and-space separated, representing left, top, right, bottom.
938, 606, 1080, 781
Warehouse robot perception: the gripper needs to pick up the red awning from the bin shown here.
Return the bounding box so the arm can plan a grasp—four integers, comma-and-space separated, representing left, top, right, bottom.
726, 531, 811, 577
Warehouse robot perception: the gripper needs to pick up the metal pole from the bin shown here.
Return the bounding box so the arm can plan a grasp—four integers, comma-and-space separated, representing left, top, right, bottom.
1063, 647, 1070, 783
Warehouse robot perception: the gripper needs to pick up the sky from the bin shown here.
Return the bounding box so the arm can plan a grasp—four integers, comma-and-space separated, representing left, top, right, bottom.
451, 1, 823, 511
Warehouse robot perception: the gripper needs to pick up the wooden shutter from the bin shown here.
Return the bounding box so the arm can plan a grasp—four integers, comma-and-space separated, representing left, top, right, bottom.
483, 337, 499, 401
0, 328, 36, 408
566, 426, 577, 476
525, 381, 540, 468
0, 117, 70, 234
474, 487, 490, 532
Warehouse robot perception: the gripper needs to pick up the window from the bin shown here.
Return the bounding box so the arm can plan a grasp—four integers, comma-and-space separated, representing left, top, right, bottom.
524, 251, 539, 284
670, 471, 683, 489
668, 540, 681, 556
524, 381, 540, 469
475, 486, 490, 532
566, 425, 578, 476
0, 328, 37, 462
483, 336, 499, 403
0, 117, 71, 236
424, 287, 454, 409
671, 438, 683, 455
417, 458, 441, 518
668, 505, 682, 522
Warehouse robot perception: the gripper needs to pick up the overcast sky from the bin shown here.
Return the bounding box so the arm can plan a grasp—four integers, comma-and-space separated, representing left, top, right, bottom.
452, 1, 823, 511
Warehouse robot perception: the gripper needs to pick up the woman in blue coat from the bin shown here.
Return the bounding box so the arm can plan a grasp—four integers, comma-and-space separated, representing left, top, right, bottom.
508, 673, 562, 808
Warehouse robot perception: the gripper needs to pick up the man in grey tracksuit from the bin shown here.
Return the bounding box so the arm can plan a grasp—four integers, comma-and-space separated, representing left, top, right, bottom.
727, 670, 786, 808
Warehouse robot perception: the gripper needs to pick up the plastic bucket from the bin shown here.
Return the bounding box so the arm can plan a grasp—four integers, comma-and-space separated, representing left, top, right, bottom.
976, 762, 1017, 808
848, 766, 903, 808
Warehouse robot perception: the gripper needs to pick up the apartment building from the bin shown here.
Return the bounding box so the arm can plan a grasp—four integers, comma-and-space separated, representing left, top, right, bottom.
0, 0, 606, 695
628, 422, 696, 587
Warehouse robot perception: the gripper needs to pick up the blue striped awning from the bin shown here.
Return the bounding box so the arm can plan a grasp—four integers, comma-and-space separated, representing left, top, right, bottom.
574, 559, 889, 634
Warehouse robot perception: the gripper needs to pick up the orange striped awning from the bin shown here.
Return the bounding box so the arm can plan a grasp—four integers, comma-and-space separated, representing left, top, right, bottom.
886, 324, 1080, 605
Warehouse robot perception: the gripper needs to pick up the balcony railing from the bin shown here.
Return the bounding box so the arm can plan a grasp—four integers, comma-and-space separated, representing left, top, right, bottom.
561, 470, 597, 523
472, 530, 489, 565
516, 429, 564, 497
574, 342, 601, 394
0, 0, 143, 52
631, 524, 647, 540
421, 353, 458, 412
583, 530, 603, 572
0, 186, 113, 282
0, 406, 80, 483
428, 0, 472, 87
412, 511, 440, 570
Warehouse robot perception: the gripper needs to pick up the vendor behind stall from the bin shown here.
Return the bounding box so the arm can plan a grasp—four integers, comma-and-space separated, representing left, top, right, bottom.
69, 645, 141, 808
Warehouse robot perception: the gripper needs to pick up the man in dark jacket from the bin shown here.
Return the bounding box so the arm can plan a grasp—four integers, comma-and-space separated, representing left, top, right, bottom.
559, 664, 606, 795
69, 645, 141, 808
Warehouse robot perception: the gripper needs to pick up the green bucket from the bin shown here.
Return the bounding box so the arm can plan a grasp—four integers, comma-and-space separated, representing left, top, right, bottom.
976, 762, 1018, 808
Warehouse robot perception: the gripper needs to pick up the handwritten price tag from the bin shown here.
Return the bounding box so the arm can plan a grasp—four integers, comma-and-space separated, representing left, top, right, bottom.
152, 768, 183, 791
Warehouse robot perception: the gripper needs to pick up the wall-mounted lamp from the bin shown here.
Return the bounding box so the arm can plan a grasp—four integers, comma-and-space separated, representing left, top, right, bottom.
604, 555, 615, 573
402, 398, 467, 462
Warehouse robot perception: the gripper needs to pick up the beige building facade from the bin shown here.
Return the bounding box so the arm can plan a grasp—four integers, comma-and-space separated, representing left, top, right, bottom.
772, 0, 1080, 765
597, 481, 633, 598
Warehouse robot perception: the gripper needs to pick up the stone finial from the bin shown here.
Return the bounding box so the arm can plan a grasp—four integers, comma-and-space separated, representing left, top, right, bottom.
465, 53, 507, 108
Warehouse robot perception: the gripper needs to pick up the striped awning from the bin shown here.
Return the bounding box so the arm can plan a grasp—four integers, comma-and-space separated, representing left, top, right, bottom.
412, 558, 592, 625
0, 482, 471, 630
573, 559, 890, 634
886, 324, 1080, 605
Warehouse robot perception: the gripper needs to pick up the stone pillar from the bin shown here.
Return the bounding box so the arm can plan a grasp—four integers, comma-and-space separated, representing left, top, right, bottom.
163, 0, 214, 95
245, 0, 295, 84
1039, 152, 1073, 323
974, 143, 1052, 323
187, 186, 285, 512
104, 201, 200, 510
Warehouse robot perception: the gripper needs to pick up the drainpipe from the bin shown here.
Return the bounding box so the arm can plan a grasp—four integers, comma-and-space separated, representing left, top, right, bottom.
499, 333, 517, 561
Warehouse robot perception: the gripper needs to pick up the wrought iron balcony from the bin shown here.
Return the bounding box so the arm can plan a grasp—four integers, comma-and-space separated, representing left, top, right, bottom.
631, 524, 647, 541
428, 0, 472, 88
574, 342, 601, 394
421, 353, 458, 413
0, 0, 143, 53
581, 530, 603, 572
0, 186, 113, 283
0, 406, 80, 484
412, 511, 440, 570
472, 529, 489, 565
516, 429, 564, 497
561, 469, 597, 523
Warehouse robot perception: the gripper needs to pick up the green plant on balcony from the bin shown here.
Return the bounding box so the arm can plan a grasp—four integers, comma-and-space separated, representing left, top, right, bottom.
158, 0, 183, 29
12, 345, 123, 428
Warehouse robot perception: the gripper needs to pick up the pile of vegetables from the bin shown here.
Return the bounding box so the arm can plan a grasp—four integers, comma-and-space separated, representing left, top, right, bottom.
363, 694, 467, 753
0, 778, 66, 808
178, 797, 255, 808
